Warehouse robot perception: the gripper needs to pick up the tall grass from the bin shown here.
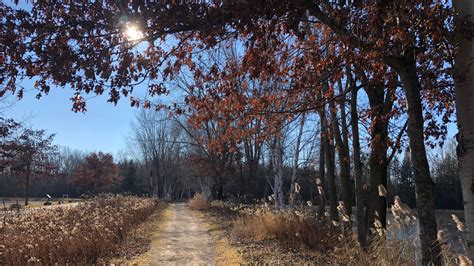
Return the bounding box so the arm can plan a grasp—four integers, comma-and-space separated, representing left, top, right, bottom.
233, 209, 336, 251
220, 195, 471, 265
0, 195, 161, 264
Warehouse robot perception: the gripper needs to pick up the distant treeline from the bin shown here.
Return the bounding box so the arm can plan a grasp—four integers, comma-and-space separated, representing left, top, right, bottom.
0, 139, 462, 210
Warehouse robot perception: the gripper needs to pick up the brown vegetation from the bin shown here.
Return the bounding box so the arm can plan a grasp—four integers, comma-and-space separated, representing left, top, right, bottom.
233, 209, 335, 251
98, 200, 168, 264
204, 200, 465, 265
188, 193, 209, 211
0, 195, 162, 264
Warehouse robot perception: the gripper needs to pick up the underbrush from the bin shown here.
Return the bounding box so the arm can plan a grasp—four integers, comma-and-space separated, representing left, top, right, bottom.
188, 193, 209, 210
0, 195, 163, 264
206, 197, 468, 265
233, 209, 336, 251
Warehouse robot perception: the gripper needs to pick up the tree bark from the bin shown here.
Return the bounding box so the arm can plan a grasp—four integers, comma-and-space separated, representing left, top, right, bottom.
318, 127, 327, 218
349, 74, 366, 246
328, 82, 352, 215
323, 83, 351, 217
454, 0, 474, 261
364, 83, 391, 239
320, 109, 338, 220
25, 168, 30, 206
387, 56, 441, 265
290, 113, 306, 199
273, 136, 285, 209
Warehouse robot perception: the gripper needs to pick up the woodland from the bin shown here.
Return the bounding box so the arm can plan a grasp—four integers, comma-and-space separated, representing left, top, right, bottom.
1, 1, 474, 265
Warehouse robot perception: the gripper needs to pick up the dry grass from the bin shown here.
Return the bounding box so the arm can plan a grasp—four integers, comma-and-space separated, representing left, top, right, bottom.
233, 208, 336, 251
196, 211, 243, 265
231, 206, 417, 264
188, 193, 209, 210
98, 200, 168, 264
208, 196, 470, 265
128, 207, 174, 265
0, 195, 161, 264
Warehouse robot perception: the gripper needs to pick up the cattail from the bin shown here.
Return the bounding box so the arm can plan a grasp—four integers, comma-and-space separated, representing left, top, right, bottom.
437, 229, 448, 244
337, 201, 350, 222
378, 185, 387, 197
268, 195, 274, 202
374, 218, 384, 236
391, 195, 415, 226
459, 254, 472, 266
374, 219, 382, 228
451, 214, 465, 232
294, 183, 301, 194
317, 186, 324, 195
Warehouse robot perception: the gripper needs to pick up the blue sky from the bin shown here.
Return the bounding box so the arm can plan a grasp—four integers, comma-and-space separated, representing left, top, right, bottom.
4, 80, 141, 155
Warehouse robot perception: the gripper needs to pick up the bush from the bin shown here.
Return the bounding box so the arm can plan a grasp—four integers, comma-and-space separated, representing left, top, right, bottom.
188, 193, 209, 210
0, 195, 160, 264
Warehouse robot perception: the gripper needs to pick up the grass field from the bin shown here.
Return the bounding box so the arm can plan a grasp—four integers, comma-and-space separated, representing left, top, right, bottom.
0, 197, 81, 210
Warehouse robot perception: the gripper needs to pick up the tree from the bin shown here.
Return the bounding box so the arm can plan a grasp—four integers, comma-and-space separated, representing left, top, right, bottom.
55, 147, 85, 197
453, 0, 474, 261
0, 120, 58, 205
320, 106, 338, 221
432, 143, 462, 210
389, 153, 416, 208
348, 69, 365, 246
129, 109, 186, 199
2, 2, 457, 263
72, 152, 123, 194
328, 81, 352, 215
289, 112, 306, 202
119, 159, 138, 194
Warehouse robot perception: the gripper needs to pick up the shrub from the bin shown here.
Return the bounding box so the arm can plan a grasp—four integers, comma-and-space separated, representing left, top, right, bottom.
0, 195, 160, 264
188, 193, 209, 210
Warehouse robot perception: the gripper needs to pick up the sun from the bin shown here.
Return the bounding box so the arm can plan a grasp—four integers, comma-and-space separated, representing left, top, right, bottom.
125, 24, 143, 41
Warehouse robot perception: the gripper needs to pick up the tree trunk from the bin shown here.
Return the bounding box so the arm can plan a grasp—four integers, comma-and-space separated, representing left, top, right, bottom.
200, 176, 213, 201
388, 56, 440, 265
290, 113, 306, 200
274, 137, 285, 209
318, 124, 327, 218
212, 175, 224, 200
454, 0, 474, 261
338, 79, 352, 211
320, 109, 338, 220
24, 169, 30, 206
350, 76, 366, 246
364, 83, 391, 240
329, 83, 352, 215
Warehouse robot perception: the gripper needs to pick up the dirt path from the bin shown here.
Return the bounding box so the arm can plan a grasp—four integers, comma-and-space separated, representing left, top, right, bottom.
135, 203, 239, 265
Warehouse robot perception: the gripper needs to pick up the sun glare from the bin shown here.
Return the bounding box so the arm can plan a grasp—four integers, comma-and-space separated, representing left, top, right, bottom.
125, 24, 143, 41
